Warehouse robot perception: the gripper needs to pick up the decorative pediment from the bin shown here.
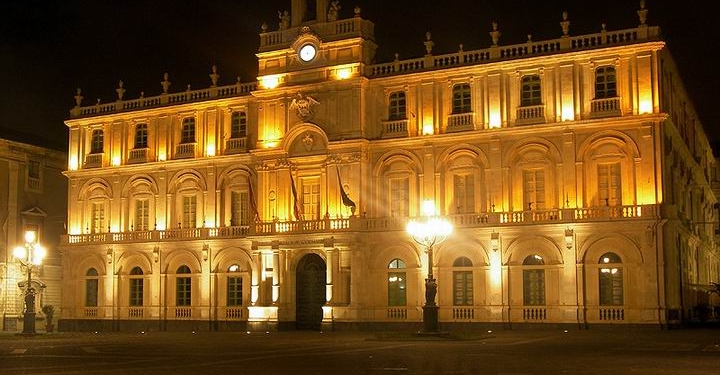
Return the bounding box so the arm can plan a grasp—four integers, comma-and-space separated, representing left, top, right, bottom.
21, 206, 47, 218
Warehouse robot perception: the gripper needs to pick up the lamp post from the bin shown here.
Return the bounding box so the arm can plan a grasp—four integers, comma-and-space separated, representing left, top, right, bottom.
406, 200, 452, 333
13, 230, 46, 335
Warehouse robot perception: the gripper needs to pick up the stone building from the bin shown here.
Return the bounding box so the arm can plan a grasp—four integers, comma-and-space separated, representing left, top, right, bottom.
59, 0, 719, 331
0, 132, 67, 331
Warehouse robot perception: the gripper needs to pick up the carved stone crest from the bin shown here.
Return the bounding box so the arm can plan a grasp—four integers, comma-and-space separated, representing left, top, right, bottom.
290, 92, 319, 121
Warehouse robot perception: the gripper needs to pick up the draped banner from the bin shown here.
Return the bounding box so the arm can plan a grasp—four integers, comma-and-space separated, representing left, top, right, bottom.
247, 175, 259, 221
336, 168, 357, 213
289, 170, 304, 221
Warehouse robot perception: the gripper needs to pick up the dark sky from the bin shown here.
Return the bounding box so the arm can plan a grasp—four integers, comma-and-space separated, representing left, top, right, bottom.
2, 0, 718, 150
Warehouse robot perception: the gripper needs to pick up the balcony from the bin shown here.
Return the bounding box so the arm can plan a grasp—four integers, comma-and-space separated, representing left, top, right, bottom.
381, 119, 409, 138
590, 97, 622, 118
128, 148, 149, 164
446, 112, 475, 132
174, 143, 196, 159
224, 137, 248, 155
515, 104, 546, 125
84, 153, 103, 168
61, 204, 658, 245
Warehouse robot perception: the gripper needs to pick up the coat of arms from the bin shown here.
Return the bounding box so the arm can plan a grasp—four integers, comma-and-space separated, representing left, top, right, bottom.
290, 92, 319, 121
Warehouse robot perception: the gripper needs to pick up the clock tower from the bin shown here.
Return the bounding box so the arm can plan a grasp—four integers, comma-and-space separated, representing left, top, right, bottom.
257, 0, 377, 87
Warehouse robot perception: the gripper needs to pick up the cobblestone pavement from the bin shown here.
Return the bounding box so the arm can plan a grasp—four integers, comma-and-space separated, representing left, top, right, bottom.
0, 328, 718, 374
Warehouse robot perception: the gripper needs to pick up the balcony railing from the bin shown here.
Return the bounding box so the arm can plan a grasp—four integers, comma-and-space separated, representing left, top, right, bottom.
224, 137, 248, 155
515, 105, 546, 125
174, 143, 196, 159
381, 119, 409, 138
590, 97, 622, 118
446, 113, 475, 132
61, 204, 659, 245
84, 153, 103, 168
128, 148, 149, 164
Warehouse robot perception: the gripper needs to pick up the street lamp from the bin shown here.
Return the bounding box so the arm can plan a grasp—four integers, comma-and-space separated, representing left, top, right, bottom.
13, 230, 46, 334
406, 200, 452, 333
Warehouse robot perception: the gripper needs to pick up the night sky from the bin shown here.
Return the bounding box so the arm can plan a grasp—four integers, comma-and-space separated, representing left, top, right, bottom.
1, 0, 717, 150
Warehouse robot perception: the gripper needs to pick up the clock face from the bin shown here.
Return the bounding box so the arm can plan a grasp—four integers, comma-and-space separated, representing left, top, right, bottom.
299, 44, 316, 62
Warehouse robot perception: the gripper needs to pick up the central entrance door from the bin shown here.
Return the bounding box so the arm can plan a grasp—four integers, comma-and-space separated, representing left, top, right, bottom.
295, 253, 326, 330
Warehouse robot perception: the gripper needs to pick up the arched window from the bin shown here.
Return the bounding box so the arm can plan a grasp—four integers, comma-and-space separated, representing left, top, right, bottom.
85, 268, 99, 307
180, 118, 196, 144
522, 254, 545, 306
230, 111, 247, 138
521, 75, 542, 106
599, 252, 623, 305
90, 129, 104, 154
388, 91, 406, 120
134, 123, 148, 149
227, 264, 243, 306
387, 258, 407, 306
594, 66, 617, 99
129, 266, 144, 306
452, 83, 471, 114
176, 265, 192, 306
452, 257, 473, 306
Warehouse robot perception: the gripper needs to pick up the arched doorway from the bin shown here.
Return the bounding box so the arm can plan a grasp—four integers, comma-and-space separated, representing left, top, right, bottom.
295, 253, 326, 330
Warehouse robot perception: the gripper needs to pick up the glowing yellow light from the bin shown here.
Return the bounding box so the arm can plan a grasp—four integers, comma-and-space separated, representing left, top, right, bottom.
110, 225, 119, 233
421, 200, 436, 216
158, 153, 166, 161
251, 285, 259, 304
489, 113, 501, 128
206, 143, 216, 157
335, 68, 352, 80
639, 100, 652, 114
25, 230, 37, 243
263, 140, 279, 148
561, 107, 574, 121
260, 75, 280, 89
422, 121, 434, 135
69, 156, 79, 171
155, 222, 165, 231
69, 225, 81, 235
112, 156, 121, 166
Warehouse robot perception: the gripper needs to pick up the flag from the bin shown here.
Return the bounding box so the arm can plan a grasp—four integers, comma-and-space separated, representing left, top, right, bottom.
247, 176, 259, 221
336, 168, 357, 211
289, 170, 304, 221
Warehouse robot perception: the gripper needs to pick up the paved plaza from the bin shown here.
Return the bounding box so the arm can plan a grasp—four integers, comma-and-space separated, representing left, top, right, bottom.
0, 328, 719, 374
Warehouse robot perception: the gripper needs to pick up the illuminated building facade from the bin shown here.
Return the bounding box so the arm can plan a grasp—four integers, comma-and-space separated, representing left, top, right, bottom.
0, 136, 66, 331
60, 0, 719, 331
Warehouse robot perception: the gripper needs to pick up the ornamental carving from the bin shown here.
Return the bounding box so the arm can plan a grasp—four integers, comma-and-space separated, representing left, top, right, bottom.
290, 92, 319, 121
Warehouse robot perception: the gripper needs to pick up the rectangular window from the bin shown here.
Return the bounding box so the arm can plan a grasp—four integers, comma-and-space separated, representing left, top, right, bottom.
600, 269, 624, 305
134, 124, 148, 148
598, 163, 621, 206
453, 271, 473, 306
181, 118, 196, 144
389, 92, 407, 120
176, 277, 191, 306
27, 160, 41, 190
301, 180, 321, 220
135, 199, 149, 231
452, 84, 472, 114
523, 170, 545, 210
86, 279, 99, 307
91, 202, 105, 233
523, 269, 545, 306
182, 195, 197, 228
453, 174, 475, 214
230, 191, 249, 226
91, 129, 104, 154
231, 112, 247, 138
521, 75, 542, 106
388, 272, 407, 306
390, 177, 409, 217
129, 278, 143, 306
227, 277, 243, 306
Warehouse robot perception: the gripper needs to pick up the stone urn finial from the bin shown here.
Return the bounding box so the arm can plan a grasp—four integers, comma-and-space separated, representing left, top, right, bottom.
490, 22, 501, 46
560, 11, 570, 36
209, 65, 220, 87
161, 73, 171, 94
637, 0, 648, 25
74, 88, 84, 107
424, 31, 434, 55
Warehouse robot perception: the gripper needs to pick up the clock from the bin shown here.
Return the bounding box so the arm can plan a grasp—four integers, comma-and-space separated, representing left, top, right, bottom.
299, 44, 317, 62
